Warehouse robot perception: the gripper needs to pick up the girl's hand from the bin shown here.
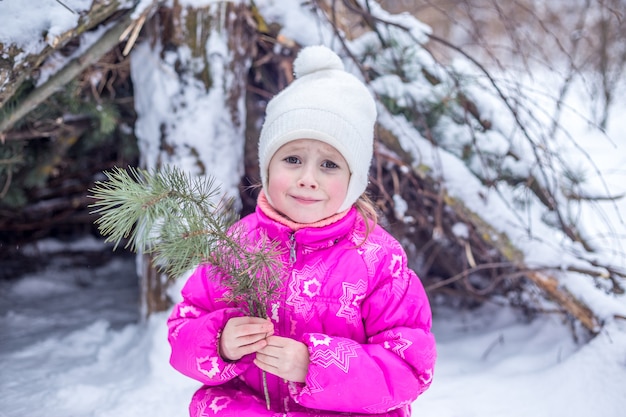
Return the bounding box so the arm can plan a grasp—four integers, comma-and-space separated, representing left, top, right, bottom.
254, 336, 310, 383
219, 316, 274, 362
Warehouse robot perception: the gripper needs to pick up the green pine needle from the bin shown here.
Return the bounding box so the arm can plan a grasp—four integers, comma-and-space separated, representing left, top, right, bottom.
88, 165, 284, 318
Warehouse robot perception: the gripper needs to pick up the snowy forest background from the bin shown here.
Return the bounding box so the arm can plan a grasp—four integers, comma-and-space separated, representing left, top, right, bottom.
1, 1, 625, 416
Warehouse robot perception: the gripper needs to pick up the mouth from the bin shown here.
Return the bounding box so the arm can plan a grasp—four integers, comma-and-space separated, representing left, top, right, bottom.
291, 195, 319, 204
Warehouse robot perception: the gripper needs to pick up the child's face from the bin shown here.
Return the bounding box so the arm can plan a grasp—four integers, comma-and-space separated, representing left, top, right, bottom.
267, 139, 350, 224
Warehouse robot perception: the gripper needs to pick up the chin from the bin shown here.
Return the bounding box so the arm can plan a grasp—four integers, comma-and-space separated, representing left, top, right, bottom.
284, 210, 325, 224
290, 215, 320, 224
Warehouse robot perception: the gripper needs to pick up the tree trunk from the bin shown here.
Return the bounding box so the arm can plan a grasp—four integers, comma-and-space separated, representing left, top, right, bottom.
130, 1, 255, 317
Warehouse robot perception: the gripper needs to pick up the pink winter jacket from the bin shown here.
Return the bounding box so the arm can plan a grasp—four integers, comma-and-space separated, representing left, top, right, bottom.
167, 202, 436, 416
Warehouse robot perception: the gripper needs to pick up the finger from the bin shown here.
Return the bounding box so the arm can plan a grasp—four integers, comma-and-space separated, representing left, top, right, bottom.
263, 335, 288, 347
225, 318, 271, 337
254, 352, 281, 371
235, 338, 269, 357
235, 332, 271, 348
256, 344, 281, 359
230, 316, 272, 326
231, 320, 273, 337
234, 323, 273, 337
255, 349, 280, 365
254, 357, 275, 375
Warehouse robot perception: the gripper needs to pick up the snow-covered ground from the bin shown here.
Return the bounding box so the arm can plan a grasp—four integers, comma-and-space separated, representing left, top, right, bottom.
1, 239, 625, 417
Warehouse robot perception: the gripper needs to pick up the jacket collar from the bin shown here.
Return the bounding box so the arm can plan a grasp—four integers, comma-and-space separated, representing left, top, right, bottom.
255, 190, 358, 248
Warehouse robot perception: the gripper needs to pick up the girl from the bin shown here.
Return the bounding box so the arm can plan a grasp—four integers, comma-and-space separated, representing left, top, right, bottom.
167, 45, 436, 416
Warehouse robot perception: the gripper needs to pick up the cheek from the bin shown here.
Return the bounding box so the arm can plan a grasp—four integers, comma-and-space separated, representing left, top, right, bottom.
267, 167, 290, 194
327, 175, 350, 199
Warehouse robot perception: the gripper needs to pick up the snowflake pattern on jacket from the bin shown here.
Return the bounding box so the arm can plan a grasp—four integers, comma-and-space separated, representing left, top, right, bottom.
167, 203, 436, 416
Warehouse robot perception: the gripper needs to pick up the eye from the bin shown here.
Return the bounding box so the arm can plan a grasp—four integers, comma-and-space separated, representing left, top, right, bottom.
284, 156, 301, 164
321, 160, 339, 169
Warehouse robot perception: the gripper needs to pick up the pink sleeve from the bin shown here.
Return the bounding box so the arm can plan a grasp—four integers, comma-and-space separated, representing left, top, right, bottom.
167, 264, 254, 385
292, 262, 436, 413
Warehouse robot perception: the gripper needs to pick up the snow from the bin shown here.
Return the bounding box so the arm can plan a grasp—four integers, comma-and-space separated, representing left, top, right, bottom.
2, 243, 626, 417
130, 3, 247, 203
0, 0, 92, 50
422, 307, 626, 417
1, 0, 626, 416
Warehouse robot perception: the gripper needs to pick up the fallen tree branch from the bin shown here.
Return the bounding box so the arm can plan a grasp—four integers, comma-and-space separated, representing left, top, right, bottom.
443, 189, 601, 333
525, 271, 600, 332
0, 11, 135, 135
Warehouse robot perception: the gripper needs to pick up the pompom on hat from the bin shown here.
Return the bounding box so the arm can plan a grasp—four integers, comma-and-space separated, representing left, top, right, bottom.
258, 45, 377, 213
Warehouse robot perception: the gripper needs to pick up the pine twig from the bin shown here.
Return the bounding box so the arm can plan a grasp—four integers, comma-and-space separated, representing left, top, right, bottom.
88, 166, 284, 310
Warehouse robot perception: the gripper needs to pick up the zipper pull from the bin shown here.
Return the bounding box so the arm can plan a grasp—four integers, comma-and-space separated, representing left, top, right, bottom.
289, 233, 296, 264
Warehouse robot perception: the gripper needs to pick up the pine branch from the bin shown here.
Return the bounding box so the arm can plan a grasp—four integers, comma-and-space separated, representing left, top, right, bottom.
88, 166, 284, 318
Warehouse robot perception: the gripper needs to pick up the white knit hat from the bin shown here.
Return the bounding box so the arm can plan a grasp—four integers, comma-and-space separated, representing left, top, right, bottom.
258, 45, 377, 213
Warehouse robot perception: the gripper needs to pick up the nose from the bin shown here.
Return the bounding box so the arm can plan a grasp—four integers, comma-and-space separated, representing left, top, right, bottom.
297, 166, 318, 189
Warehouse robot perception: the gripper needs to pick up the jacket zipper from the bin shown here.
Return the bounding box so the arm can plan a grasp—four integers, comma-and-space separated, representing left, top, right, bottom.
278, 232, 297, 412
289, 233, 297, 264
